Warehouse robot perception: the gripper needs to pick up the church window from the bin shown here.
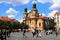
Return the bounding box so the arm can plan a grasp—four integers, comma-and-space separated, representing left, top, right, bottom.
39, 23, 41, 26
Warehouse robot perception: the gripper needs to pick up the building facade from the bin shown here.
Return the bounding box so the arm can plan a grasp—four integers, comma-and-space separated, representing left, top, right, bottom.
23, 3, 52, 31
54, 12, 60, 31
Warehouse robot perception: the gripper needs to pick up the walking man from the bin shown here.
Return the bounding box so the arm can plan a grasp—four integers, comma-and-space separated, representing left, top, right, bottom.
23, 29, 27, 38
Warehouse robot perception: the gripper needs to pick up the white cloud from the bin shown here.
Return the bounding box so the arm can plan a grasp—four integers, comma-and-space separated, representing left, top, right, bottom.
37, 0, 60, 9
6, 8, 19, 15
39, 13, 45, 16
0, 0, 30, 5
49, 0, 60, 9
37, 0, 52, 4
17, 19, 23, 23
8, 15, 15, 19
6, 8, 19, 19
27, 10, 31, 13
48, 10, 59, 17
32, 0, 37, 4
19, 19, 23, 23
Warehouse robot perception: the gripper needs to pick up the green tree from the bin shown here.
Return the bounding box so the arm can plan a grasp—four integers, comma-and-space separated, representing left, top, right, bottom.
20, 22, 29, 29
0, 20, 21, 30
0, 20, 9, 29
47, 20, 56, 30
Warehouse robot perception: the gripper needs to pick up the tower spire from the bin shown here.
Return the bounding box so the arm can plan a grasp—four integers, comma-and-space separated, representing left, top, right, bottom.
32, 0, 37, 10
33, 0, 36, 4
24, 8, 27, 12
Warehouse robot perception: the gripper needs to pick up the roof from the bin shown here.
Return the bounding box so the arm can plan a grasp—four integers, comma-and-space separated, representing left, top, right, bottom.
0, 16, 18, 22
38, 15, 48, 19
38, 15, 44, 19
55, 12, 60, 15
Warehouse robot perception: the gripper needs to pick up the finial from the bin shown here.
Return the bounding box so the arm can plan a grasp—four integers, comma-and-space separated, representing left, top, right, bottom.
32, 0, 37, 10
24, 8, 27, 12
32, 0, 36, 9
33, 0, 36, 4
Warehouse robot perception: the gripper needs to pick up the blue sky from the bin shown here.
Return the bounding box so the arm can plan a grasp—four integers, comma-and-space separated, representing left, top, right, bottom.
0, 0, 60, 22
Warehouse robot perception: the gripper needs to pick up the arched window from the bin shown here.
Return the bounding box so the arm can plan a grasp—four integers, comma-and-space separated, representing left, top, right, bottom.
39, 23, 41, 26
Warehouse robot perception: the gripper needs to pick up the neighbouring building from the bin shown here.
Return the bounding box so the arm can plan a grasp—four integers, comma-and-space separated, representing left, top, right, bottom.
54, 12, 60, 31
0, 16, 19, 23
45, 17, 55, 30
23, 2, 54, 31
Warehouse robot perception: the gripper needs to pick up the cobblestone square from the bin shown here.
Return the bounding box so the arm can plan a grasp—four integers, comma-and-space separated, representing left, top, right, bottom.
7, 31, 60, 40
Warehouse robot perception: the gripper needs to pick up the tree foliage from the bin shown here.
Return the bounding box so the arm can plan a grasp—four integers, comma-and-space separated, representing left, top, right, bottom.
20, 22, 29, 29
47, 20, 56, 30
0, 20, 20, 29
0, 20, 29, 30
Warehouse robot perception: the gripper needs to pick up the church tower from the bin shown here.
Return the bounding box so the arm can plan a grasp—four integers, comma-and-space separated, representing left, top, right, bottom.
27, 0, 39, 30
30, 0, 39, 18
23, 8, 28, 23
32, 1, 36, 10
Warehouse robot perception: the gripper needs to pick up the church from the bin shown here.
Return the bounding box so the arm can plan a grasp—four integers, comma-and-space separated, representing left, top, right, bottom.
23, 2, 50, 31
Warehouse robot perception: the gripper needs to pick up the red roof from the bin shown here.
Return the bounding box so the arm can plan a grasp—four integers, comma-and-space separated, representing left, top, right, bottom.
38, 15, 48, 19
38, 15, 44, 19
0, 16, 17, 22
55, 12, 60, 15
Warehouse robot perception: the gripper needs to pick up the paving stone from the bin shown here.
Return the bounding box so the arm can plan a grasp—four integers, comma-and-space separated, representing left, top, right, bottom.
7, 32, 60, 40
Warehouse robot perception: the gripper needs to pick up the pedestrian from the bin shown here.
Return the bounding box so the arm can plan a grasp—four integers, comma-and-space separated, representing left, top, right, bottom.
55, 31, 58, 36
8, 28, 11, 37
23, 29, 27, 38
0, 30, 3, 40
38, 32, 41, 38
37, 30, 41, 38
46, 31, 48, 35
36, 29, 39, 37
3, 29, 7, 40
32, 29, 36, 37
